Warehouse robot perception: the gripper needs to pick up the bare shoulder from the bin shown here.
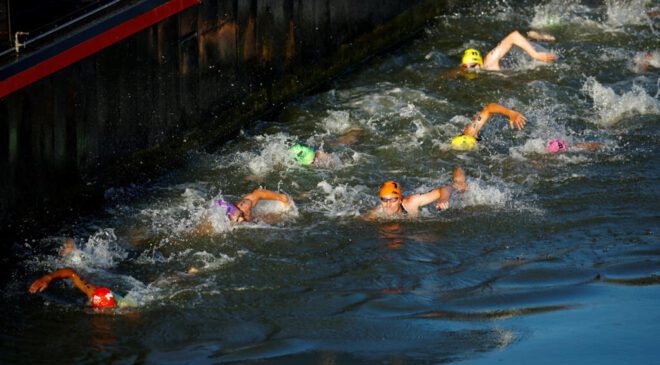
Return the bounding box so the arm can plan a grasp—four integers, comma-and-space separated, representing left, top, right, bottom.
402, 195, 421, 211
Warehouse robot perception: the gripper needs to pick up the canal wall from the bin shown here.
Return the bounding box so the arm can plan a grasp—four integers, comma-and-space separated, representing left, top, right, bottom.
0, 0, 460, 236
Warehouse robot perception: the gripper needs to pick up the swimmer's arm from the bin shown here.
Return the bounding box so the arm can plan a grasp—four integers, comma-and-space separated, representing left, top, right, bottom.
29, 268, 97, 299
405, 187, 452, 211
244, 189, 290, 206
484, 31, 557, 70
464, 103, 526, 137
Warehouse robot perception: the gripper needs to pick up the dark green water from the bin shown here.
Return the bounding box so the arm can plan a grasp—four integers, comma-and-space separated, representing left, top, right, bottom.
2, 1, 659, 364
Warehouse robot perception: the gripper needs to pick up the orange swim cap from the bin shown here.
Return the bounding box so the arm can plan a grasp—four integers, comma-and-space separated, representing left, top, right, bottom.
379, 181, 402, 199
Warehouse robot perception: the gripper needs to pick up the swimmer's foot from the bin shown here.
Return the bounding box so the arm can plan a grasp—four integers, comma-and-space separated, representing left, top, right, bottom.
452, 166, 468, 193
527, 30, 556, 42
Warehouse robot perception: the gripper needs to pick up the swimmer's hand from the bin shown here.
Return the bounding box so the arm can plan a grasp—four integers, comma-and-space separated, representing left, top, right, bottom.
281, 196, 293, 210
434, 198, 450, 211
534, 52, 557, 63
29, 275, 52, 293
509, 112, 527, 130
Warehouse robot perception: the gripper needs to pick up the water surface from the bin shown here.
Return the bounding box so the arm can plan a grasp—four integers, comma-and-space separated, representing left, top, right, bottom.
2, 0, 659, 364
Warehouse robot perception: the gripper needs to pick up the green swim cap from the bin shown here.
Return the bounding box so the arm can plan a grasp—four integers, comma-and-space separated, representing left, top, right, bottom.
289, 144, 315, 165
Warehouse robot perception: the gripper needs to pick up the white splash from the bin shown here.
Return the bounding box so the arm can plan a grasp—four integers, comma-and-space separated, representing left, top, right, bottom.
322, 110, 353, 134
509, 138, 549, 160
245, 133, 294, 176
530, 0, 594, 28
582, 77, 659, 127
461, 180, 512, 209
312, 181, 370, 217
139, 187, 209, 235
605, 0, 651, 28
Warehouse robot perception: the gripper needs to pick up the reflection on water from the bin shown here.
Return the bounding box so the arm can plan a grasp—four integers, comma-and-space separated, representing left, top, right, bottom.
2, 0, 659, 364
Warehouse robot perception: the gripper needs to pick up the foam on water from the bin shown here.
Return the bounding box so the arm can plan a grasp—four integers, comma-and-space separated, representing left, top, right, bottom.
509, 138, 549, 159
460, 179, 513, 209
530, 0, 596, 29
24, 229, 128, 276
244, 133, 296, 176
139, 187, 209, 235
582, 77, 659, 127
321, 110, 353, 134
119, 275, 160, 308
186, 250, 236, 271
605, 0, 652, 28
311, 181, 370, 217
341, 84, 442, 119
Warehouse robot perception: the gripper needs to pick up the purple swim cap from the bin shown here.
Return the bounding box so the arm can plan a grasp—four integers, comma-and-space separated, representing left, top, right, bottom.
215, 199, 239, 220
547, 139, 568, 154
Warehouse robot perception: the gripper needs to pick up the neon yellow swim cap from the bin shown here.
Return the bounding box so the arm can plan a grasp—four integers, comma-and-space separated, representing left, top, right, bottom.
289, 144, 315, 165
461, 49, 483, 67
451, 135, 478, 151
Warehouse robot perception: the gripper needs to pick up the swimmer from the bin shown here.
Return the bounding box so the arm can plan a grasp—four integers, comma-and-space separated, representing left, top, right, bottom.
546, 139, 603, 154
462, 30, 557, 71
193, 188, 292, 234
439, 30, 557, 81
288, 144, 335, 166
451, 103, 527, 151
365, 167, 468, 220
29, 268, 133, 310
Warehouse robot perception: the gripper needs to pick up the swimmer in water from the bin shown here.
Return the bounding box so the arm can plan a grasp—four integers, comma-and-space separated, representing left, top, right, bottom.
29, 268, 133, 310
440, 30, 557, 80
451, 103, 527, 151
194, 188, 292, 234
546, 138, 603, 154
365, 166, 468, 220
461, 30, 557, 71
287, 129, 363, 167
288, 144, 338, 167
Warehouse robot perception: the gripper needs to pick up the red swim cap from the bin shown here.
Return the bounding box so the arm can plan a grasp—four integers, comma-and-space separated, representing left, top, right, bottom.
91, 287, 117, 308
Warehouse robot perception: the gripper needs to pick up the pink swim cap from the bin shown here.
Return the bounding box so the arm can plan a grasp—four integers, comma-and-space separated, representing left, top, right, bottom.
547, 139, 568, 154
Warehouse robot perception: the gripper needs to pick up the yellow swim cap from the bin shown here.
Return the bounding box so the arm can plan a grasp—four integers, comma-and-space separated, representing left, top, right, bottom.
451, 135, 478, 151
461, 49, 483, 67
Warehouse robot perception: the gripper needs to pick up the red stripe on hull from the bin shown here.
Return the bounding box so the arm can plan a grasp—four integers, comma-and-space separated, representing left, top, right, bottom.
0, 0, 200, 98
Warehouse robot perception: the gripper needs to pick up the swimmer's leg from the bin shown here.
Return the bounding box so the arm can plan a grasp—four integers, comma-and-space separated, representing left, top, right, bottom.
527, 30, 556, 42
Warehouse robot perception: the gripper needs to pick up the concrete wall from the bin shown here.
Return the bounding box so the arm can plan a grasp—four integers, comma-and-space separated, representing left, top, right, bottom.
0, 0, 458, 236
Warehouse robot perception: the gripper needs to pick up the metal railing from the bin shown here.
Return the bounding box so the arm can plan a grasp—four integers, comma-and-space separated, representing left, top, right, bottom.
1, 0, 123, 58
